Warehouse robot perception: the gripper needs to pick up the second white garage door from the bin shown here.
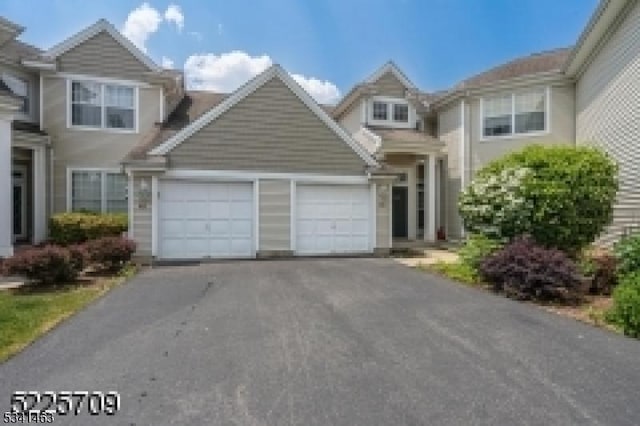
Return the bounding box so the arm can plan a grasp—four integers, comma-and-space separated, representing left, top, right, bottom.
158, 180, 254, 259
295, 184, 372, 255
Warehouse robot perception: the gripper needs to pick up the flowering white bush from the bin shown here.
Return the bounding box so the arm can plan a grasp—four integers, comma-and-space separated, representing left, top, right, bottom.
459, 167, 533, 239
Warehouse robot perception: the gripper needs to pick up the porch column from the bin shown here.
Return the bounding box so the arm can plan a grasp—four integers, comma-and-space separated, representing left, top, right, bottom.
424, 154, 437, 242
32, 146, 47, 243
0, 116, 12, 256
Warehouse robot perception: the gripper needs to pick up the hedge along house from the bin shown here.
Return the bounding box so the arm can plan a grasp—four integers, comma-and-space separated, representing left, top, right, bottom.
123, 65, 397, 260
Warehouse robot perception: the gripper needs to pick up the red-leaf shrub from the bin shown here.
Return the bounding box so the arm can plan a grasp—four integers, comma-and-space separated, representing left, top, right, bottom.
68, 244, 89, 273
2, 245, 81, 285
480, 236, 584, 301
86, 237, 136, 273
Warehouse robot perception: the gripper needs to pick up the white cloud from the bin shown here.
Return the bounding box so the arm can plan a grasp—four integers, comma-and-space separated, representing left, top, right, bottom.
184, 51, 272, 92
291, 74, 341, 104
183, 51, 341, 104
161, 56, 175, 69
121, 2, 163, 53
164, 4, 184, 32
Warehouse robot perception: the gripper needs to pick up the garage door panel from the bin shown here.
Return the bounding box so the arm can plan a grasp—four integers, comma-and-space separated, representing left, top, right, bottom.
159, 180, 254, 259
295, 184, 372, 255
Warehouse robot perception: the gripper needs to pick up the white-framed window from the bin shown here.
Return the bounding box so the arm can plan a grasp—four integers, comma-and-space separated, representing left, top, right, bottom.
481, 88, 549, 139
69, 169, 128, 213
393, 104, 409, 122
368, 97, 414, 128
372, 101, 388, 120
1, 72, 29, 114
69, 80, 137, 131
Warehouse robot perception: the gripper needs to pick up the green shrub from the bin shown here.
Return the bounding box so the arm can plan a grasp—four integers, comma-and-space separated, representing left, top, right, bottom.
459, 145, 618, 253
429, 261, 480, 285
459, 234, 504, 270
86, 237, 136, 273
607, 272, 640, 338
614, 233, 640, 277
49, 212, 128, 245
2, 245, 82, 285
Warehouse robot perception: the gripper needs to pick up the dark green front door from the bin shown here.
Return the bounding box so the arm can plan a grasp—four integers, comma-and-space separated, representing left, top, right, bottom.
392, 186, 408, 238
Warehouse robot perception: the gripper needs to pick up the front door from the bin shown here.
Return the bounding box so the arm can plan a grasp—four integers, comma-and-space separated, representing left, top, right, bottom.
392, 186, 408, 238
12, 166, 27, 241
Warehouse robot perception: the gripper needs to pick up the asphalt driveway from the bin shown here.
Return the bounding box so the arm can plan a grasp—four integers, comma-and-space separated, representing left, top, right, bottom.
1, 258, 639, 425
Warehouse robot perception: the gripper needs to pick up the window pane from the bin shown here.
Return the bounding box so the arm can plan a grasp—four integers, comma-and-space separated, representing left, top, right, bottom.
516, 112, 545, 133
515, 91, 545, 113
483, 95, 512, 117
373, 101, 388, 120
105, 85, 134, 108
72, 171, 102, 212
393, 104, 409, 122
484, 116, 512, 137
105, 107, 134, 129
72, 82, 101, 104
106, 173, 128, 213
72, 104, 102, 126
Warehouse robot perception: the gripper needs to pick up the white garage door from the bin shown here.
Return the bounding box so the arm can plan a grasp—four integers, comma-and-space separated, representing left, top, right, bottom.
295, 184, 372, 255
158, 180, 254, 259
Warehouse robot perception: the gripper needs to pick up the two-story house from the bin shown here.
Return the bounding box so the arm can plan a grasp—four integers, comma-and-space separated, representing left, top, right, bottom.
0, 0, 638, 260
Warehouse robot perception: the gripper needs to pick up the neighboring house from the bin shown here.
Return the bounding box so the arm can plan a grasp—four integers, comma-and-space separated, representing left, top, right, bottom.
0, 0, 637, 260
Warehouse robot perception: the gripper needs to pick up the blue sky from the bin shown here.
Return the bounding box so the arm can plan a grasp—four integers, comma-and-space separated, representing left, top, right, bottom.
1, 0, 599, 103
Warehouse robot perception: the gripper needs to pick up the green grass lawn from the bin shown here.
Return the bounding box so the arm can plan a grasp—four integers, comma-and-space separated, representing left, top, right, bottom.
0, 268, 134, 363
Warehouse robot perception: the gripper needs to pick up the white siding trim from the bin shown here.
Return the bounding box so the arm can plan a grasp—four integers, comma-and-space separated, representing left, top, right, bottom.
149, 65, 379, 167
254, 179, 260, 254
164, 169, 369, 184
460, 99, 466, 189
39, 74, 43, 131
370, 183, 377, 250
53, 72, 152, 88
151, 175, 158, 256
159, 87, 165, 122
127, 171, 134, 238
290, 180, 296, 252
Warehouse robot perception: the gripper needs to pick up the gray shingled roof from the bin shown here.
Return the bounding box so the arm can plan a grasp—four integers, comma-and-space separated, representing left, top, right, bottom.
456, 47, 571, 89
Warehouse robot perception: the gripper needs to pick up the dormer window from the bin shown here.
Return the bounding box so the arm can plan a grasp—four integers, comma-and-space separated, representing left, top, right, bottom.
368, 96, 414, 128
393, 104, 409, 122
373, 101, 388, 120
1, 73, 29, 114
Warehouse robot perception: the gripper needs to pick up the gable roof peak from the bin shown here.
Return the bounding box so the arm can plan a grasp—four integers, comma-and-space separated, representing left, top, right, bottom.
44, 18, 160, 72
366, 61, 416, 90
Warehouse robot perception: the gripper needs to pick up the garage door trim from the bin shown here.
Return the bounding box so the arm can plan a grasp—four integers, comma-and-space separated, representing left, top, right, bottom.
152, 176, 259, 259
291, 181, 376, 255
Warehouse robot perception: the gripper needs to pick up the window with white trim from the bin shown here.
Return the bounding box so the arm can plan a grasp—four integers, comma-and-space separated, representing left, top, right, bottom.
1, 72, 29, 114
482, 89, 547, 138
393, 104, 409, 122
70, 81, 136, 130
70, 170, 128, 213
372, 101, 388, 120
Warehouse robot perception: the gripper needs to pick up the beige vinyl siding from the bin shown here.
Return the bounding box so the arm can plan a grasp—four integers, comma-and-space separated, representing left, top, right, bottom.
258, 180, 291, 252
57, 31, 151, 80
12, 129, 47, 146
131, 172, 155, 257
376, 182, 391, 249
339, 101, 363, 136
468, 84, 575, 173
42, 76, 161, 212
169, 77, 367, 175
374, 71, 406, 98
437, 102, 462, 240
576, 0, 640, 244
